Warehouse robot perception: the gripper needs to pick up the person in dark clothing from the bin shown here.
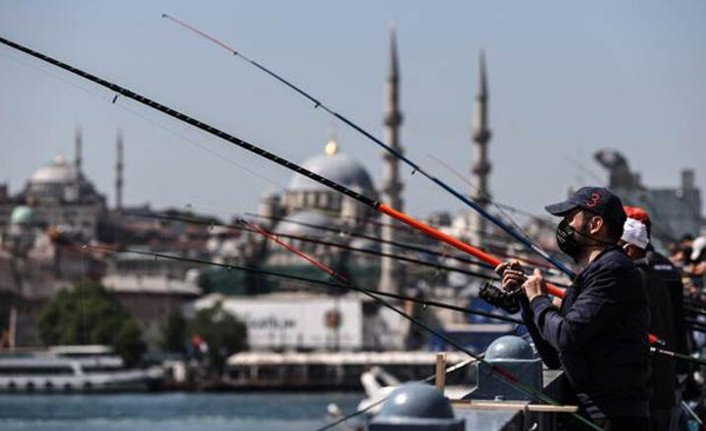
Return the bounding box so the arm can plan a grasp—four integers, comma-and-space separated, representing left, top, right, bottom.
496, 187, 650, 430
624, 206, 690, 385
620, 216, 677, 431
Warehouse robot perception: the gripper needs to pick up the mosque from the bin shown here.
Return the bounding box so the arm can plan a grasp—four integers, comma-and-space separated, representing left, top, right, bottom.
198, 30, 496, 351
211, 31, 494, 294
0, 29, 498, 351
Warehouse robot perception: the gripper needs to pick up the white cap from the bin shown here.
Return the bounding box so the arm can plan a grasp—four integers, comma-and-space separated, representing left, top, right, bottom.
691, 236, 706, 261
621, 218, 648, 250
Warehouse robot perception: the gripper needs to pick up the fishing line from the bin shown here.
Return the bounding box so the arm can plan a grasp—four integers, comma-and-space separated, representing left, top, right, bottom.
427, 153, 541, 242
113, 102, 288, 193
562, 155, 606, 186
160, 13, 576, 279
245, 212, 560, 273
314, 356, 480, 431
0, 47, 286, 196
235, 218, 604, 431
144, 211, 505, 281
87, 243, 521, 324
129, 209, 571, 288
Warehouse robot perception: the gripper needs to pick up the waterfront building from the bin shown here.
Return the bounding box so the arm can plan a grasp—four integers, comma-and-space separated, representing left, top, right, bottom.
594, 149, 703, 242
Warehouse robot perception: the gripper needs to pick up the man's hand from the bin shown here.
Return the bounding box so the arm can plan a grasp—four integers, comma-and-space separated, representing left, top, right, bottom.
523, 268, 548, 303
494, 260, 527, 292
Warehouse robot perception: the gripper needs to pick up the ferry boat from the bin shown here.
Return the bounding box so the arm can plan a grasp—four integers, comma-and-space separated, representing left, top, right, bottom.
0, 345, 163, 392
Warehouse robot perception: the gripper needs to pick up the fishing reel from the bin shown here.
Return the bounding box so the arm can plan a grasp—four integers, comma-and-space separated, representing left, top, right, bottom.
479, 282, 521, 314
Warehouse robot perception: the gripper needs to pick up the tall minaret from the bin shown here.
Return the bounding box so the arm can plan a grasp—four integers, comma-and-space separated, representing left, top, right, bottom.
469, 51, 492, 247
74, 126, 83, 172
378, 26, 404, 295
115, 130, 124, 211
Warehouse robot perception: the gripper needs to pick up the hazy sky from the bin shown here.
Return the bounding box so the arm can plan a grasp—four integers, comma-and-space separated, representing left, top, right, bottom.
1, 1, 704, 222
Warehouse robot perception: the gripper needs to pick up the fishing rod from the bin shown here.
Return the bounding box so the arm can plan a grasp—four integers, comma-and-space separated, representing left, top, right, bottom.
87, 243, 521, 324
129, 210, 571, 287
127, 211, 505, 282
427, 153, 545, 235
236, 219, 602, 431
684, 303, 706, 317
650, 347, 706, 367
246, 212, 493, 270
0, 35, 661, 348
685, 318, 706, 333
681, 400, 706, 431
161, 13, 577, 279
247, 211, 559, 271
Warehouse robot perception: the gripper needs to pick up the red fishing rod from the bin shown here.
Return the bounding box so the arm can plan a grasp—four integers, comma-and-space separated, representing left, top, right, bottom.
247, 211, 560, 271
0, 35, 661, 348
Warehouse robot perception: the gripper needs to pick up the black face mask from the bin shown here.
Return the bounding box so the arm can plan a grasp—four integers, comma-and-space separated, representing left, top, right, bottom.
556, 216, 615, 262
556, 219, 583, 261
682, 247, 693, 265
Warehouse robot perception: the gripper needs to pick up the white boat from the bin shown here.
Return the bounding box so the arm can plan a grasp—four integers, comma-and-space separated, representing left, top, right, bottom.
356, 366, 471, 415
0, 345, 163, 392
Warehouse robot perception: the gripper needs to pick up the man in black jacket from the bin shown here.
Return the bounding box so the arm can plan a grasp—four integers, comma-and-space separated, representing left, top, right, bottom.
497, 187, 650, 430
620, 216, 677, 431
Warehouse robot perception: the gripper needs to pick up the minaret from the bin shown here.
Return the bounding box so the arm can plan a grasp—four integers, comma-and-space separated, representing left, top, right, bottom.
378, 26, 404, 295
115, 130, 124, 211
74, 126, 82, 172
469, 51, 492, 247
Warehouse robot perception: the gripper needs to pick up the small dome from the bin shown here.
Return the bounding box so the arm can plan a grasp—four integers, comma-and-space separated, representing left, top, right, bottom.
30, 155, 79, 184
485, 335, 534, 361
10, 206, 37, 225
287, 145, 375, 194
274, 211, 335, 238
375, 383, 455, 420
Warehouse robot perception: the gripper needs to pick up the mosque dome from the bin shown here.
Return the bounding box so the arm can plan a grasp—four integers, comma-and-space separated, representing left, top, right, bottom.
10, 206, 37, 225
25, 154, 101, 203
286, 140, 375, 195
274, 210, 335, 239
30, 155, 79, 184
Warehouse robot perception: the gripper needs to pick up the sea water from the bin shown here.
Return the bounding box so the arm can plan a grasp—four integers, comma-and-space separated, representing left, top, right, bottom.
0, 392, 364, 431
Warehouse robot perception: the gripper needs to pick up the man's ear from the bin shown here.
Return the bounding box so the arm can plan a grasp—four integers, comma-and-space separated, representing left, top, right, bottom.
588, 215, 604, 235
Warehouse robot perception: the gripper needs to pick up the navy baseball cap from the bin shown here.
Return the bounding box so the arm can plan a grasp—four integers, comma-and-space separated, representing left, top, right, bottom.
545, 186, 627, 225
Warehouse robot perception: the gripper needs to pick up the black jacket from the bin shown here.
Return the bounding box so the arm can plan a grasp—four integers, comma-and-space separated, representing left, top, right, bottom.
635, 258, 677, 410
646, 248, 690, 375
521, 246, 650, 417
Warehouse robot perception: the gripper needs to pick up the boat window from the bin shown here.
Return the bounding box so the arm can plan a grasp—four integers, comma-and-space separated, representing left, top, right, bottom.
0, 366, 75, 375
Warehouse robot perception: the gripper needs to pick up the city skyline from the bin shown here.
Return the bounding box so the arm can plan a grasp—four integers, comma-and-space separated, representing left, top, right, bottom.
1, 0, 704, 221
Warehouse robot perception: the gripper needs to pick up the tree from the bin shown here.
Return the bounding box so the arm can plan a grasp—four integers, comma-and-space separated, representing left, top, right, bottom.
189, 301, 247, 374
37, 281, 145, 366
160, 309, 187, 353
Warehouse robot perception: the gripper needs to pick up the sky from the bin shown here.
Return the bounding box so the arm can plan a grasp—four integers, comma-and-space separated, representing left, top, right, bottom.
0, 1, 704, 222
